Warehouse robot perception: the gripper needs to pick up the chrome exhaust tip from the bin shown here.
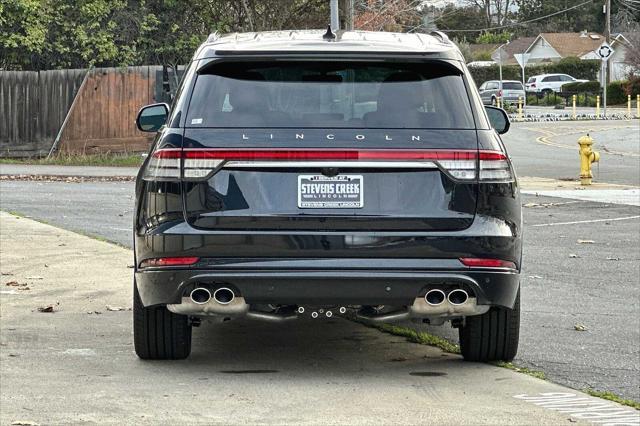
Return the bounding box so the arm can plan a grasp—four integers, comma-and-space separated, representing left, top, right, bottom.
190, 288, 212, 305
213, 287, 235, 305
425, 289, 446, 306
447, 289, 469, 306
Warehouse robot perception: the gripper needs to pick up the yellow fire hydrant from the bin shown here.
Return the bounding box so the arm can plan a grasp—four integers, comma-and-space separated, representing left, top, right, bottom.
578, 134, 600, 185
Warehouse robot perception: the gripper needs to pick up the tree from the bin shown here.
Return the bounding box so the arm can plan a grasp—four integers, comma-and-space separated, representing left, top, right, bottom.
463, 0, 513, 28
353, 0, 421, 32
513, 0, 609, 37
0, 0, 51, 70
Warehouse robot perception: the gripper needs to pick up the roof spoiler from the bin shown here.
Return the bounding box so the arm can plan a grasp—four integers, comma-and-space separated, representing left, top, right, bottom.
430, 31, 450, 44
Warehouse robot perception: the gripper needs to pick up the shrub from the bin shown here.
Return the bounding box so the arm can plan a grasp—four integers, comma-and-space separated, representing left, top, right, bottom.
622, 76, 640, 96
475, 31, 512, 44
607, 81, 627, 104
562, 81, 601, 93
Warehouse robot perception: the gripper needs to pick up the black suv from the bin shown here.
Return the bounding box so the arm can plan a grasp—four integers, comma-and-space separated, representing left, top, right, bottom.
133, 30, 521, 362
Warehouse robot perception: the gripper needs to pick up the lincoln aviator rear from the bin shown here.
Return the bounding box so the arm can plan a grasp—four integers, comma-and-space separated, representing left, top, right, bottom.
133, 30, 522, 361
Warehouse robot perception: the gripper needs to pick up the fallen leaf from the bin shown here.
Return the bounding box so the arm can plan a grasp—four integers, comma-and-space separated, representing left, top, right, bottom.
105, 305, 129, 311
577, 239, 595, 244
389, 357, 408, 362
528, 275, 543, 279
11, 421, 40, 426
5, 281, 21, 286
574, 324, 587, 331
37, 305, 55, 313
569, 254, 580, 258
606, 257, 621, 261
17, 287, 30, 291
1, 272, 14, 276
523, 202, 540, 208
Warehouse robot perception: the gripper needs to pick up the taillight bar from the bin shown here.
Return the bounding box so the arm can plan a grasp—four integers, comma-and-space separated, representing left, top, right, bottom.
143, 148, 512, 182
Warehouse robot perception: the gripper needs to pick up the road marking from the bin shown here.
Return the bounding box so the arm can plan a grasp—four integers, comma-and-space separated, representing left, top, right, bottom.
525, 126, 640, 157
514, 393, 640, 425
532, 215, 640, 227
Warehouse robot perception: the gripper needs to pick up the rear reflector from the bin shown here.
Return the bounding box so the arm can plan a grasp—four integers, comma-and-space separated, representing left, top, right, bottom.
143, 148, 513, 182
460, 258, 517, 269
139, 257, 200, 268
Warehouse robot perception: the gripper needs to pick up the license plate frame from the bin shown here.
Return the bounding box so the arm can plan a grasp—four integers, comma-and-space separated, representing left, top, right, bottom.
297, 175, 363, 209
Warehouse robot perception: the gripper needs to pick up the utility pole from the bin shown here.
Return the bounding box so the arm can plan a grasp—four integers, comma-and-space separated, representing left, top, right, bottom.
338, 0, 354, 31
331, 0, 340, 31
604, 0, 611, 84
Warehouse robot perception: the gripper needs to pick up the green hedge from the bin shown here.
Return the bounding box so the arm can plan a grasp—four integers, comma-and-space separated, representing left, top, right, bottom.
607, 81, 627, 104
561, 81, 601, 93
468, 57, 600, 86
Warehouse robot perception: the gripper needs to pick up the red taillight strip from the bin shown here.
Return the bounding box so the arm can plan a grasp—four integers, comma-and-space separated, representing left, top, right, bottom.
139, 257, 200, 268
460, 258, 517, 269
175, 148, 506, 161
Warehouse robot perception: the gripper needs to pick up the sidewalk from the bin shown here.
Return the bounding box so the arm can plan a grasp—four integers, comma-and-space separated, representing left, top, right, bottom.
2, 211, 638, 425
0, 163, 139, 177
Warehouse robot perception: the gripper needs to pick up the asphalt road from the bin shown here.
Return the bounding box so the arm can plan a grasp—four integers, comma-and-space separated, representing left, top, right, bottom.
1, 120, 639, 401
3, 211, 638, 425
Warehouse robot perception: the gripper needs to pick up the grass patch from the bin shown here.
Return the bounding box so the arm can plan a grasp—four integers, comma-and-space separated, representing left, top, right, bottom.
584, 389, 640, 410
362, 322, 460, 354
492, 361, 546, 380
0, 153, 143, 167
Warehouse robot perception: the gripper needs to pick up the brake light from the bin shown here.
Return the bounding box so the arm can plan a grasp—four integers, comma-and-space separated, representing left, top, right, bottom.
143, 149, 513, 182
460, 258, 517, 269
139, 257, 200, 268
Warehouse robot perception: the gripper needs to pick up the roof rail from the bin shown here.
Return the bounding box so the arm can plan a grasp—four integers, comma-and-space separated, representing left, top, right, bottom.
206, 32, 220, 43
430, 31, 450, 44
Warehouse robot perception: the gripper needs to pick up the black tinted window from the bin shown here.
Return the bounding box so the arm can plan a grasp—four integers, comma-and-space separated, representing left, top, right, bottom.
503, 82, 523, 90
186, 61, 474, 129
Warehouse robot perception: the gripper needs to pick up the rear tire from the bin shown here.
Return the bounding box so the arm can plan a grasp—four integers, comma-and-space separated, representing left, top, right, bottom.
459, 290, 520, 362
133, 281, 192, 360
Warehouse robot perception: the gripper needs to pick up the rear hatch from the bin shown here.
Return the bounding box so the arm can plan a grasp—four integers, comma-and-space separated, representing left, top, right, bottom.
501, 82, 524, 98
179, 59, 485, 232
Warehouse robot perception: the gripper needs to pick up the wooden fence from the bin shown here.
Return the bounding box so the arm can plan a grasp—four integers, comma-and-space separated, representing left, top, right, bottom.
0, 69, 86, 157
0, 66, 183, 157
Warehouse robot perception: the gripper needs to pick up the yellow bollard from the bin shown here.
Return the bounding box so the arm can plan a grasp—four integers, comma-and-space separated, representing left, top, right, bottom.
628, 95, 632, 118
572, 95, 577, 119
596, 95, 600, 117
518, 97, 523, 120
497, 97, 501, 109
578, 134, 600, 186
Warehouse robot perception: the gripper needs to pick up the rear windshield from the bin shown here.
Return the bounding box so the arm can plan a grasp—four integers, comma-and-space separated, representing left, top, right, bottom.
186, 61, 474, 129
503, 82, 523, 90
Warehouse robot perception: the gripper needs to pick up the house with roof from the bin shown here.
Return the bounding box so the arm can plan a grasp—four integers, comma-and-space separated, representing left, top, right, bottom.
490, 32, 635, 81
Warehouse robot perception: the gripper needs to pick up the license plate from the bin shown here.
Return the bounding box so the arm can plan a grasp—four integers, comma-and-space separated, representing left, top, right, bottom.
298, 175, 363, 208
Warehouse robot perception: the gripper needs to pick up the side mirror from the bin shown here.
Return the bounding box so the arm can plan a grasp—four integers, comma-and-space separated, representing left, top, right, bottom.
485, 106, 510, 134
136, 103, 169, 132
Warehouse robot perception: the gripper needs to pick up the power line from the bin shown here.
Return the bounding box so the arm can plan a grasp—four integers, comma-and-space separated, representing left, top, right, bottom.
438, 0, 597, 33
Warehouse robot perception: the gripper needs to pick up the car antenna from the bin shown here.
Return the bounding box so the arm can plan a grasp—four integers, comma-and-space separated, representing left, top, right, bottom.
322, 25, 336, 41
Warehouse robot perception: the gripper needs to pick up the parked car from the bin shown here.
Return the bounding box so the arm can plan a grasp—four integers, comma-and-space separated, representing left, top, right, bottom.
133, 29, 522, 362
478, 80, 525, 105
525, 73, 588, 96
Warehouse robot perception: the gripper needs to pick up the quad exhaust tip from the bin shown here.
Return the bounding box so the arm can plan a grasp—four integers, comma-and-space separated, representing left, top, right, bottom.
447, 289, 469, 306
425, 289, 446, 306
190, 288, 212, 305
213, 287, 235, 305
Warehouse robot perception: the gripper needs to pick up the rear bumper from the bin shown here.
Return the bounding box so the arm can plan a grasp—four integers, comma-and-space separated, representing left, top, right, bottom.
135, 260, 520, 309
